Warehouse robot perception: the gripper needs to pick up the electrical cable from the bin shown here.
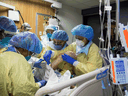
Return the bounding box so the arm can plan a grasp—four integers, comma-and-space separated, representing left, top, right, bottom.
15, 10, 24, 24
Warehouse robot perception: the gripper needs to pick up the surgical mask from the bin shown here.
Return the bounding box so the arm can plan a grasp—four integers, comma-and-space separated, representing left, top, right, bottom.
25, 56, 31, 61
25, 51, 32, 61
76, 39, 85, 47
54, 44, 63, 50
47, 33, 52, 38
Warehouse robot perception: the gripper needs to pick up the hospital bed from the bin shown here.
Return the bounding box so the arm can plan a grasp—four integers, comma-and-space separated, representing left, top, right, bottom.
35, 65, 110, 96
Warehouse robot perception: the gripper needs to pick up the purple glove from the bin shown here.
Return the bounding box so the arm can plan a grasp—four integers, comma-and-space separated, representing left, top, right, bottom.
62, 53, 76, 65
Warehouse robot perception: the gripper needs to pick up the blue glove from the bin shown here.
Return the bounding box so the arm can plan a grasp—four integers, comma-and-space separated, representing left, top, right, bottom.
33, 59, 44, 69
62, 53, 76, 65
38, 80, 47, 87
43, 50, 52, 65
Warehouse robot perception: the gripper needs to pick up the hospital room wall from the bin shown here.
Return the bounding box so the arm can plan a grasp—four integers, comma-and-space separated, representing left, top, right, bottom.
0, 0, 55, 39
120, 4, 128, 25
57, 4, 82, 44
85, 15, 101, 46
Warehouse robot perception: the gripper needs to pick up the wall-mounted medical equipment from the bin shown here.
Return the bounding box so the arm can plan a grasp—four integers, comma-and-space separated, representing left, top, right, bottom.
8, 10, 19, 21
119, 23, 128, 52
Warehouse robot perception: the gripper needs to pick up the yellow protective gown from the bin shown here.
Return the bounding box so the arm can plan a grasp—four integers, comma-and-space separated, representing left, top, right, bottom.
0, 47, 7, 53
40, 46, 74, 75
52, 42, 103, 76
0, 51, 39, 96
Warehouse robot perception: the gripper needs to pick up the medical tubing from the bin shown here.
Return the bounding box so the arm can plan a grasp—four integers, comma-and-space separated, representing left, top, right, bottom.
106, 0, 112, 60
105, 33, 108, 48
99, 0, 106, 48
118, 84, 124, 96
101, 80, 106, 89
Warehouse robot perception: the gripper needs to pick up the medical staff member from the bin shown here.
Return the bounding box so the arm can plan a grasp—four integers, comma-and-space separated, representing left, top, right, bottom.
43, 24, 103, 76
34, 30, 74, 75
0, 16, 17, 49
0, 32, 47, 96
40, 25, 58, 48
37, 25, 58, 58
20, 22, 32, 32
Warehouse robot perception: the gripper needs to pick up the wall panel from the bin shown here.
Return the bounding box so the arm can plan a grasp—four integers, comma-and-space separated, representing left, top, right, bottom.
0, 0, 55, 38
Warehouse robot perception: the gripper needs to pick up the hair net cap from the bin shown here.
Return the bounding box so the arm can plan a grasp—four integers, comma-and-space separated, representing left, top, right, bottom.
71, 24, 94, 41
22, 22, 32, 30
0, 16, 17, 32
9, 32, 42, 54
45, 25, 57, 31
51, 30, 69, 41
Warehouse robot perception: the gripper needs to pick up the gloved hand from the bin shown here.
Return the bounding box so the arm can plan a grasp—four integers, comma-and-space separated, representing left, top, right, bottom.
43, 50, 52, 65
62, 53, 76, 65
33, 59, 44, 69
38, 80, 47, 87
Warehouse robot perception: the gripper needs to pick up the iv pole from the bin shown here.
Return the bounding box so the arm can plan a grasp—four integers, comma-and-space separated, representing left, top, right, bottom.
115, 0, 120, 41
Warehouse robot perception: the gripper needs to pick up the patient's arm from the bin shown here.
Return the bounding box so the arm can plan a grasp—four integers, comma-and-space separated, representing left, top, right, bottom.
50, 51, 77, 70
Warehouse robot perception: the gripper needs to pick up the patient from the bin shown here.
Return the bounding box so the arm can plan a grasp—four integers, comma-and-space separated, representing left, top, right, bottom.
50, 51, 77, 71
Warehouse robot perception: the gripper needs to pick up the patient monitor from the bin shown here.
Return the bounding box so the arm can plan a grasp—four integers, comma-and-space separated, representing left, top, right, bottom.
110, 54, 128, 85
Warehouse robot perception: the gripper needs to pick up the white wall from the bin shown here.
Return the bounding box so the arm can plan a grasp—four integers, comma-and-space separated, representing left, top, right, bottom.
57, 4, 82, 44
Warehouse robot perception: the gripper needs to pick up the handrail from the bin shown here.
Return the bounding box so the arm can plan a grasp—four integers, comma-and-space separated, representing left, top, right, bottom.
35, 65, 109, 96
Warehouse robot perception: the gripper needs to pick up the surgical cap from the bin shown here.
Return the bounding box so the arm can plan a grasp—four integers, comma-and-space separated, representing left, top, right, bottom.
71, 24, 94, 41
45, 25, 57, 31
22, 22, 32, 30
9, 32, 42, 54
51, 30, 69, 41
0, 16, 17, 32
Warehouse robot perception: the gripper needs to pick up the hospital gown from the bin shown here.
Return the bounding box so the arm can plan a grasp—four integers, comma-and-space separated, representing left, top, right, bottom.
0, 51, 39, 96
52, 42, 103, 76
